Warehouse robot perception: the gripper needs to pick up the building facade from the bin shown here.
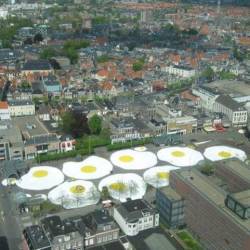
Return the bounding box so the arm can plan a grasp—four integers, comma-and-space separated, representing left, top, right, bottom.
214, 95, 247, 127
156, 186, 185, 229
114, 199, 159, 236
0, 101, 10, 120
8, 100, 35, 117
170, 168, 250, 250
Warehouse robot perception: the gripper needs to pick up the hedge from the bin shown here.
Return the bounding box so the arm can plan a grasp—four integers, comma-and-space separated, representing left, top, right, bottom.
36, 147, 94, 163
107, 138, 152, 151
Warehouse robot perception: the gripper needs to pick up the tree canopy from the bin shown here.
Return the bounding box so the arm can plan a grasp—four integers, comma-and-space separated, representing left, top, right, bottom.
88, 114, 102, 135
61, 111, 89, 138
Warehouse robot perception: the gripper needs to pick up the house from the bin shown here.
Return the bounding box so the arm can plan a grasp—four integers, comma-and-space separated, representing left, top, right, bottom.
192, 86, 220, 110
21, 60, 53, 78
60, 135, 75, 152
38, 105, 50, 121
165, 65, 196, 78
41, 216, 84, 250
25, 134, 60, 160
0, 121, 23, 161
42, 76, 62, 95
23, 225, 51, 250
8, 100, 35, 117
156, 186, 185, 229
113, 199, 159, 236
82, 209, 120, 247
0, 101, 10, 120
13, 116, 59, 159
166, 116, 198, 135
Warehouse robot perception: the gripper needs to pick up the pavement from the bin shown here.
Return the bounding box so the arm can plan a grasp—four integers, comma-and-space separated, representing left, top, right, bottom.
0, 185, 23, 250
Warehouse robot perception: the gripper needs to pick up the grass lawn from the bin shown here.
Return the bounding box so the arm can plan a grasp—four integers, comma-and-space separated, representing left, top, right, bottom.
177, 230, 203, 250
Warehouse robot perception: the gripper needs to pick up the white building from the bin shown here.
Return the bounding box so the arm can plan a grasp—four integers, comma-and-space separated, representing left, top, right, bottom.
114, 199, 159, 236
8, 100, 35, 117
192, 86, 220, 110
165, 65, 196, 78
214, 95, 248, 127
0, 102, 11, 120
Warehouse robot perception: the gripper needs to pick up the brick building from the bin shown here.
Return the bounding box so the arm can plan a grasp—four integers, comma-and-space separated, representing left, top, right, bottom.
214, 159, 250, 193
170, 168, 250, 250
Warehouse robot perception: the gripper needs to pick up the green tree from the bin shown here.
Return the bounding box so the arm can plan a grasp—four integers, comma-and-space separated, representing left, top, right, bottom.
61, 111, 89, 138
202, 67, 215, 81
101, 186, 110, 200
40, 47, 57, 59
88, 114, 102, 135
61, 111, 76, 134
62, 39, 90, 64
132, 58, 145, 72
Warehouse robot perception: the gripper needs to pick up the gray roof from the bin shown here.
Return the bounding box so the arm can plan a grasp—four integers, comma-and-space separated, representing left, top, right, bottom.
23, 225, 50, 250
25, 134, 59, 146
22, 60, 52, 71
8, 100, 33, 106
116, 199, 156, 223
215, 95, 245, 111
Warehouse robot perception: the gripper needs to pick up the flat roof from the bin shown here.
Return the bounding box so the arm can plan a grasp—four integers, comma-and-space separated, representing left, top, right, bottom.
215, 95, 244, 111
0, 121, 23, 148
204, 80, 250, 97
13, 116, 48, 139
231, 190, 250, 207
158, 186, 182, 201
174, 168, 250, 232
215, 159, 250, 184
128, 228, 177, 250
23, 225, 50, 249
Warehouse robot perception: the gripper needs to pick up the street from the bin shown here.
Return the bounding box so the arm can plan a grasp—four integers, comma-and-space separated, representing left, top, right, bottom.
0, 185, 23, 250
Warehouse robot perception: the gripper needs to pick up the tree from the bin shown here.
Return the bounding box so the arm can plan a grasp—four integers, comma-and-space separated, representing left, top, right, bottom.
40, 47, 57, 60
61, 111, 89, 138
101, 186, 110, 200
88, 115, 102, 135
33, 33, 43, 43
202, 67, 215, 82
132, 60, 144, 72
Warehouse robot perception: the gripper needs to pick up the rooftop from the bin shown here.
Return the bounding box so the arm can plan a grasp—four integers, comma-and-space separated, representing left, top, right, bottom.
215, 159, 250, 184
230, 190, 250, 208
22, 59, 52, 71
128, 228, 177, 250
0, 101, 8, 109
215, 95, 244, 111
117, 199, 156, 222
173, 168, 250, 232
13, 116, 49, 139
204, 80, 250, 97
158, 186, 182, 201
8, 100, 33, 106
23, 225, 50, 250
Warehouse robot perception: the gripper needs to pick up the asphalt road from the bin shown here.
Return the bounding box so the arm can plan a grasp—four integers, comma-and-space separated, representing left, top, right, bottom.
0, 185, 22, 250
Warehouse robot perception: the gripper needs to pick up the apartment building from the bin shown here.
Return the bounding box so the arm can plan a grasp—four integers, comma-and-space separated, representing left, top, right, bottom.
213, 95, 247, 127
170, 168, 250, 250
156, 186, 185, 229
114, 199, 159, 236
8, 100, 35, 117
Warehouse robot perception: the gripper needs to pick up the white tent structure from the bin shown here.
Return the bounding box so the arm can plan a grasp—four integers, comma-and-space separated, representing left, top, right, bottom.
157, 147, 204, 167
48, 180, 100, 209
16, 166, 64, 191
98, 173, 146, 202
143, 166, 179, 188
204, 146, 247, 162
110, 149, 157, 170
63, 156, 113, 180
